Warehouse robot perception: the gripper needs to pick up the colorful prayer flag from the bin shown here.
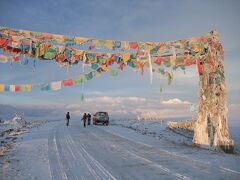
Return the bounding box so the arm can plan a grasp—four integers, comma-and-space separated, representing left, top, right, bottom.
0, 84, 4, 92
41, 83, 51, 91
129, 42, 138, 50
10, 85, 15, 92
85, 72, 94, 81
62, 79, 73, 87
25, 84, 31, 92
73, 76, 85, 85
0, 55, 8, 63
109, 69, 118, 77
51, 81, 62, 91
15, 85, 21, 92
4, 85, 10, 92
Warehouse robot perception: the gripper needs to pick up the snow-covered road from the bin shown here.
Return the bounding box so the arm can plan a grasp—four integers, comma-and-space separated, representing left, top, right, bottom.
46, 121, 240, 180
2, 119, 240, 180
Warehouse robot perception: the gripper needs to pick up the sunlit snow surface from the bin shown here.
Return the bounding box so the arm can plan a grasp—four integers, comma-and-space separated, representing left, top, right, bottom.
0, 118, 239, 180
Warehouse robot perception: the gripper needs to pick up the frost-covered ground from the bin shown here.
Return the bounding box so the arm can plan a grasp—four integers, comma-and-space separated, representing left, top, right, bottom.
1, 118, 240, 180
0, 115, 60, 176
0, 115, 50, 157
1, 120, 62, 179
111, 119, 240, 154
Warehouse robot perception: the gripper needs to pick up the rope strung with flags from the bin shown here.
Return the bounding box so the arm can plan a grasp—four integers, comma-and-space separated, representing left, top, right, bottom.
0, 26, 222, 93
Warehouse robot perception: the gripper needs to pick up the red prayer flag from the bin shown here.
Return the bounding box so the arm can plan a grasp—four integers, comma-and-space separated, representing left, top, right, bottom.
196, 59, 202, 75
0, 38, 9, 47
118, 62, 125, 71
107, 59, 115, 66
63, 79, 73, 87
57, 54, 66, 62
15, 85, 21, 92
154, 57, 163, 65
129, 42, 138, 50
88, 45, 96, 50
137, 51, 145, 56
140, 63, 144, 76
12, 56, 20, 62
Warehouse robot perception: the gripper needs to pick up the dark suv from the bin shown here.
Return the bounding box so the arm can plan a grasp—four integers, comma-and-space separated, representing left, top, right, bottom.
93, 112, 109, 126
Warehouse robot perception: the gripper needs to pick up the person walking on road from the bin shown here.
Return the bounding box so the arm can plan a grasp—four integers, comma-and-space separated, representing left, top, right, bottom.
87, 113, 91, 125
66, 112, 70, 126
82, 113, 87, 127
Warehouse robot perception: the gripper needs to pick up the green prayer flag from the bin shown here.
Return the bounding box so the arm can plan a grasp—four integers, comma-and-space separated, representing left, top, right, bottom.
44, 47, 57, 59
73, 75, 85, 85
85, 72, 93, 80
109, 69, 118, 77
163, 61, 171, 67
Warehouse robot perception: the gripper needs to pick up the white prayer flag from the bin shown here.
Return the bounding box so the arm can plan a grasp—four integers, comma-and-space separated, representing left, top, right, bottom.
51, 81, 62, 91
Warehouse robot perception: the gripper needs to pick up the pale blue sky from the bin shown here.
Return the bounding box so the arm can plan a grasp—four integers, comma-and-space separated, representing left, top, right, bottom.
0, 0, 239, 107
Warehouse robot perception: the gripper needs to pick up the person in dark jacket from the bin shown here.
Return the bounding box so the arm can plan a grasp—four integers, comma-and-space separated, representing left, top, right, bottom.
82, 113, 87, 127
87, 113, 91, 125
66, 112, 70, 126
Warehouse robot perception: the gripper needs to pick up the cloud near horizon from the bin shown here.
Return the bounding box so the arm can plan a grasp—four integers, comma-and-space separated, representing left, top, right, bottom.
0, 97, 193, 120
65, 96, 193, 119
161, 98, 190, 105
1, 96, 238, 126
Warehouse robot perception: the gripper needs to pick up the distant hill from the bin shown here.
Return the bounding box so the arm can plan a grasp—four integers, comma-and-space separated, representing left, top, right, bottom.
0, 104, 62, 121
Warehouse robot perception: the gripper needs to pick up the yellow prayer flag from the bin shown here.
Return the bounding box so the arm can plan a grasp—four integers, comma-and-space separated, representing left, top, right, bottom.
53, 34, 65, 44
36, 43, 46, 57
0, 55, 8, 63
20, 30, 31, 37
191, 43, 201, 52
146, 42, 153, 52
158, 45, 166, 54
75, 50, 84, 56
89, 58, 97, 64
74, 37, 89, 44
100, 64, 108, 72
25, 84, 31, 92
122, 53, 131, 63
105, 40, 113, 49
0, 84, 4, 92
92, 39, 99, 46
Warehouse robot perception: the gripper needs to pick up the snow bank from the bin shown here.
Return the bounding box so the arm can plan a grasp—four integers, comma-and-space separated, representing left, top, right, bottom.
0, 114, 53, 158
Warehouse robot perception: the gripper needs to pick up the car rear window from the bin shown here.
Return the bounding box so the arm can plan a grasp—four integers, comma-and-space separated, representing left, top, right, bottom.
97, 112, 108, 116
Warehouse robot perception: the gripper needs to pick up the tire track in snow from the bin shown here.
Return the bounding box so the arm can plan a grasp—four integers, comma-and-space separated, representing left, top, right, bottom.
49, 124, 116, 179
54, 129, 78, 180
64, 135, 101, 179
49, 123, 240, 179
48, 128, 68, 180
122, 148, 189, 180
61, 125, 106, 179
66, 134, 117, 180
220, 166, 240, 175
101, 127, 210, 166
87, 129, 190, 180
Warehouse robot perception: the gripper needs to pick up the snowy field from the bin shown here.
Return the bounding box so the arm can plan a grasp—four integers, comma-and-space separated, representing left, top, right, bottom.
111, 118, 240, 154
0, 117, 240, 180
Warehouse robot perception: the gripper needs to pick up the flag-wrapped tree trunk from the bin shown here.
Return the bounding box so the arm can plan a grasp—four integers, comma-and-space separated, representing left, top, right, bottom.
193, 31, 234, 153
